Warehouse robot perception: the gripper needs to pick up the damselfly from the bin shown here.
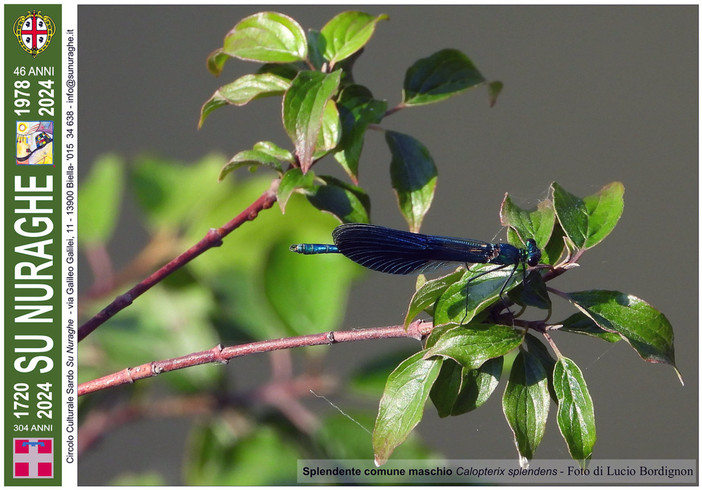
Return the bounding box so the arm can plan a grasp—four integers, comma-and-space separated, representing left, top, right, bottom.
290, 223, 541, 309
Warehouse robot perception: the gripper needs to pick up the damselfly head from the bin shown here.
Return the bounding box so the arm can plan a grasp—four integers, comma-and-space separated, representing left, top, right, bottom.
525, 238, 541, 267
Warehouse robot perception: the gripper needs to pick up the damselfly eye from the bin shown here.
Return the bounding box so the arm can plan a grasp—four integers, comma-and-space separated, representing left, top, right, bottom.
525, 239, 541, 267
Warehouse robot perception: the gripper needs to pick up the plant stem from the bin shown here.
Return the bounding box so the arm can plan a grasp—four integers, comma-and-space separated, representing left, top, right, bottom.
383, 102, 406, 117
78, 319, 433, 396
77, 180, 280, 342
542, 331, 563, 358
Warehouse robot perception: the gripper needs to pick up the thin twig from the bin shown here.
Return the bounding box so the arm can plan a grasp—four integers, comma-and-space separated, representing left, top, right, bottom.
542, 331, 563, 358
83, 242, 115, 299
77, 180, 280, 342
83, 229, 178, 303
383, 102, 406, 118
78, 320, 432, 396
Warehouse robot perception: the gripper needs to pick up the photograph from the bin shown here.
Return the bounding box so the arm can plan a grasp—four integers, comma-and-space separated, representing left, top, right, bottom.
5, 3, 697, 486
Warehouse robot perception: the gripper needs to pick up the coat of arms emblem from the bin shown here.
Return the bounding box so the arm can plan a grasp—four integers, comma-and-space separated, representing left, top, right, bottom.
13, 10, 55, 58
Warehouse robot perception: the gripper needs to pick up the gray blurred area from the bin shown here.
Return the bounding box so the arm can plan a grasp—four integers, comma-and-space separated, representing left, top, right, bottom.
78, 5, 697, 485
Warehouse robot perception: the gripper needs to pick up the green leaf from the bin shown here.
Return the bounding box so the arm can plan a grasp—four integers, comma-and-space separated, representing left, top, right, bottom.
524, 334, 556, 369
283, 70, 342, 173
500, 194, 555, 252
199, 73, 291, 128
423, 323, 455, 350
541, 221, 566, 266
551, 183, 589, 250
306, 30, 326, 70
524, 334, 557, 401
206, 48, 229, 76
488, 81, 503, 107
552, 182, 624, 250
425, 323, 524, 369
221, 12, 307, 64
433, 265, 524, 325
373, 351, 443, 465
431, 357, 502, 417
429, 359, 463, 418
254, 140, 295, 162
509, 270, 551, 310
304, 175, 370, 224
265, 235, 357, 336
553, 357, 596, 466
78, 154, 125, 244
320, 11, 389, 66
404, 268, 464, 327
402, 49, 486, 106
385, 131, 437, 232
219, 140, 293, 180
334, 84, 387, 183
567, 290, 676, 367
277, 168, 315, 213
560, 312, 622, 343
451, 356, 503, 415
502, 350, 550, 465
256, 62, 302, 81
314, 100, 341, 157
219, 149, 284, 181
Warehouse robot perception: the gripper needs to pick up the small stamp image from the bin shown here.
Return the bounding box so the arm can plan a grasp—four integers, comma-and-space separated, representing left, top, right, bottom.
13, 438, 54, 478
16, 121, 53, 165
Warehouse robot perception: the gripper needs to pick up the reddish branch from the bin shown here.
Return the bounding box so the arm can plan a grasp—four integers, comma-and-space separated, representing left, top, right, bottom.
78, 320, 433, 396
77, 181, 279, 342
